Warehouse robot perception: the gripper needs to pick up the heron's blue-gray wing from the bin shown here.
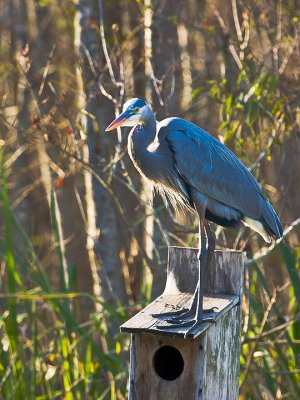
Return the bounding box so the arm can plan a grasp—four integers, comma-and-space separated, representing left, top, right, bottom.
159, 118, 278, 231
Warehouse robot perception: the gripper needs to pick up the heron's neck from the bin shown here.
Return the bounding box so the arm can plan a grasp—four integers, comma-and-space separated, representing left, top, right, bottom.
128, 117, 159, 180
130, 115, 157, 147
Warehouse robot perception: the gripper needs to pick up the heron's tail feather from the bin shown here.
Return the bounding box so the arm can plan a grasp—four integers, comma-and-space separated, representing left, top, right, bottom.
243, 217, 272, 242
260, 198, 283, 239
243, 199, 283, 243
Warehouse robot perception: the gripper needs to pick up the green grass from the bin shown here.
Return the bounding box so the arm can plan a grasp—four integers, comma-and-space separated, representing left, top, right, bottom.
240, 251, 300, 399
0, 151, 129, 400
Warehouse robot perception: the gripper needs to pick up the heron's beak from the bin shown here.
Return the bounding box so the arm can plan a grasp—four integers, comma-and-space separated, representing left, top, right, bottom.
105, 110, 130, 131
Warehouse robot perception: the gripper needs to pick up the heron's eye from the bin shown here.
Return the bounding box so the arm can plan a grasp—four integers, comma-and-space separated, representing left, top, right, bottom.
134, 107, 140, 113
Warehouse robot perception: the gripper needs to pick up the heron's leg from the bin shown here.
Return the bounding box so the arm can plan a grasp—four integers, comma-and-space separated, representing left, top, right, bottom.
158, 220, 214, 322
151, 221, 216, 321
166, 218, 216, 322
154, 219, 217, 334
195, 218, 217, 321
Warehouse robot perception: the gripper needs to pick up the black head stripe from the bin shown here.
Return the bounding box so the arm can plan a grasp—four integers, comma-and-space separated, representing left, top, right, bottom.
133, 99, 146, 108
123, 98, 147, 113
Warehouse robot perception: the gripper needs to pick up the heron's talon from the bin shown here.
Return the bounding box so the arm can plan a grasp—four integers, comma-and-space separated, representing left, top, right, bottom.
151, 308, 189, 319
167, 310, 195, 324
204, 306, 218, 313
184, 317, 216, 338
155, 316, 216, 337
165, 306, 217, 324
156, 319, 197, 330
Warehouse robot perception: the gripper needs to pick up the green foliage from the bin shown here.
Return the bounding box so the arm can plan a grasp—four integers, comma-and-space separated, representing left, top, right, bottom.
0, 154, 129, 399
240, 252, 300, 399
208, 65, 292, 167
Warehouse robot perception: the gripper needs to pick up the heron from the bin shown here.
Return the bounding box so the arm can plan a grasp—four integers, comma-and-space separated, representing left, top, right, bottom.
105, 98, 283, 333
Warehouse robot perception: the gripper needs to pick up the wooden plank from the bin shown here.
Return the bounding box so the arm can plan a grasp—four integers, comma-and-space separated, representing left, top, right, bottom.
200, 248, 243, 400
202, 306, 241, 400
121, 293, 239, 338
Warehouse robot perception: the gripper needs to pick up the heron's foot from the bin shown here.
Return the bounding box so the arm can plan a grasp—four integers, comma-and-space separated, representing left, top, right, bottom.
166, 306, 218, 324
156, 315, 216, 338
151, 307, 189, 320
152, 305, 218, 323
184, 317, 216, 338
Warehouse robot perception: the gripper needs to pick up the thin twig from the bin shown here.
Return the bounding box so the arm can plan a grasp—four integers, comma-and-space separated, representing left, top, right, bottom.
240, 290, 277, 389
231, 0, 243, 42
245, 218, 300, 266
98, 0, 116, 85
80, 43, 115, 102
244, 313, 300, 342
38, 43, 56, 97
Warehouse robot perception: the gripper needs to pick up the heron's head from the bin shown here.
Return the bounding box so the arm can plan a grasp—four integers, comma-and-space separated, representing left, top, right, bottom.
105, 98, 152, 131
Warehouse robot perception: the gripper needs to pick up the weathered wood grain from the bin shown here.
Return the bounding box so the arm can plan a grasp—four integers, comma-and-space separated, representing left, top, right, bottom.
202, 306, 241, 400
165, 247, 244, 297
121, 247, 244, 338
121, 292, 239, 338
131, 333, 204, 400
122, 247, 244, 400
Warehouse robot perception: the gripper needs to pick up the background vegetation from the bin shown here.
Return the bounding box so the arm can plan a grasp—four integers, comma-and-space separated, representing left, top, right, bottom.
0, 0, 299, 398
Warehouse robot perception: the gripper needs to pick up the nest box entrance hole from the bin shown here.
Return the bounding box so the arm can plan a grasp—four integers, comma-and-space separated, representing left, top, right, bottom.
153, 345, 184, 381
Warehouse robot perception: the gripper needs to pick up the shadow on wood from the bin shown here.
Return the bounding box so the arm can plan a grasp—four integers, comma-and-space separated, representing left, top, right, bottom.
121, 247, 244, 400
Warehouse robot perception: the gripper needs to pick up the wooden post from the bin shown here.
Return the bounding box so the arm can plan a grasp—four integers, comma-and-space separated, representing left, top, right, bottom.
121, 247, 244, 400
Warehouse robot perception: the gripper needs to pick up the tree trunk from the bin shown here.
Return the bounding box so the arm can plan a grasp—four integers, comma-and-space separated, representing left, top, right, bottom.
75, 0, 128, 327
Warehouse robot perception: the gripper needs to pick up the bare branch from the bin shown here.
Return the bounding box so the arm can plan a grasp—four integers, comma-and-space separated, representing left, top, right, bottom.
246, 218, 300, 266
38, 44, 56, 97
98, 0, 117, 85
231, 0, 243, 42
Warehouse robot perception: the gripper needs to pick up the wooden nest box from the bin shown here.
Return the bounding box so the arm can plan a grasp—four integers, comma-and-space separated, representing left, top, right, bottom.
121, 247, 244, 400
